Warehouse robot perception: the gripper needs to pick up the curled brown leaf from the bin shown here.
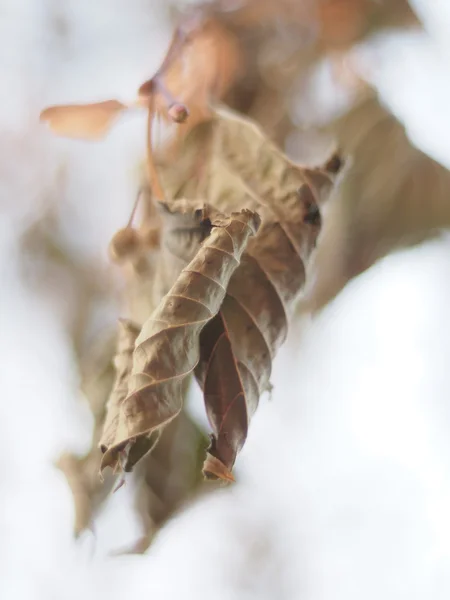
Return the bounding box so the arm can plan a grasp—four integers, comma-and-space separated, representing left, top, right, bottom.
100, 209, 260, 474
99, 319, 142, 472
154, 108, 341, 478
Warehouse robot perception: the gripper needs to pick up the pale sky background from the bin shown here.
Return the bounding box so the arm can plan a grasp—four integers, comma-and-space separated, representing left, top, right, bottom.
2, 1, 450, 599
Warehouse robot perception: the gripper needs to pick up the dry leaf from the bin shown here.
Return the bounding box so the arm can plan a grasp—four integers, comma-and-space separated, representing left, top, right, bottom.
211, 0, 417, 45
60, 325, 208, 545
56, 453, 94, 536
138, 16, 241, 131
55, 329, 123, 536
126, 409, 208, 553
79, 328, 117, 418
196, 311, 249, 481
40, 13, 241, 145
40, 100, 128, 140
40, 0, 424, 532
136, 108, 339, 479
196, 262, 284, 478
100, 209, 260, 474
303, 92, 450, 311
159, 105, 336, 214
100, 319, 146, 471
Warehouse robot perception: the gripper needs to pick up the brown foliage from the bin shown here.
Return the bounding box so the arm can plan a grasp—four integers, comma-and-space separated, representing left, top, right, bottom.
100, 209, 261, 480
57, 325, 207, 547
153, 106, 337, 477
303, 93, 450, 311
40, 3, 349, 537
33, 0, 450, 551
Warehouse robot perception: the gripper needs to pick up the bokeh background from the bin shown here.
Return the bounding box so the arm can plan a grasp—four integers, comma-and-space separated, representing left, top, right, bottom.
2, 0, 450, 598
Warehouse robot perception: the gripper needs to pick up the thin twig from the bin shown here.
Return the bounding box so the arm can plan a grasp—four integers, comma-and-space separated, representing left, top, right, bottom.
146, 99, 165, 202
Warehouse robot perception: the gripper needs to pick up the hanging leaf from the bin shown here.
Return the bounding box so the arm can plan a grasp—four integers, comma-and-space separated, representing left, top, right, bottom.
121, 409, 208, 554
302, 92, 450, 312
210, 0, 417, 44
196, 310, 251, 480
196, 261, 284, 479
144, 108, 340, 479
158, 105, 336, 221
100, 209, 260, 474
40, 100, 129, 140
57, 324, 208, 546
138, 15, 241, 131
100, 319, 145, 472
39, 12, 241, 143
55, 333, 116, 535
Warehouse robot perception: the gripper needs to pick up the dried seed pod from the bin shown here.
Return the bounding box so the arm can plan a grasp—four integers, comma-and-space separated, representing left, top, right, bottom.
108, 227, 143, 264
168, 102, 189, 124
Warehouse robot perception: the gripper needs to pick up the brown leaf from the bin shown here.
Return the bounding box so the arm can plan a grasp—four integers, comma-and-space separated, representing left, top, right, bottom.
139, 16, 241, 130
154, 108, 340, 478
60, 324, 208, 545
126, 409, 209, 553
99, 318, 145, 472
79, 329, 117, 420
100, 209, 260, 474
211, 0, 418, 46
303, 93, 450, 311
40, 100, 128, 140
197, 311, 248, 481
39, 13, 241, 151
56, 453, 94, 536
196, 255, 286, 478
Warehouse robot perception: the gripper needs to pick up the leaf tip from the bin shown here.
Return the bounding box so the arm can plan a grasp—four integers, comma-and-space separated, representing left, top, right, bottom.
113, 476, 126, 493
202, 453, 235, 484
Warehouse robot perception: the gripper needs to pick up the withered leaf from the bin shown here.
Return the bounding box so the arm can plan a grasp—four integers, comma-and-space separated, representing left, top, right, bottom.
100, 209, 260, 474
153, 108, 340, 478
100, 318, 144, 472
138, 16, 240, 131
56, 453, 95, 537
39, 13, 241, 144
40, 100, 128, 140
196, 265, 282, 479
197, 312, 249, 481
60, 325, 208, 547
126, 408, 208, 553
54, 326, 118, 537
210, 0, 417, 45
303, 92, 450, 311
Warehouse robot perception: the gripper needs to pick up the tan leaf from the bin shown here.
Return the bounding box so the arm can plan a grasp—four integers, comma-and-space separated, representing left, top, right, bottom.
196, 311, 250, 481
303, 93, 450, 311
79, 328, 117, 418
125, 409, 208, 553
100, 209, 260, 473
211, 0, 417, 45
153, 108, 339, 478
40, 100, 128, 140
59, 325, 208, 546
196, 252, 287, 478
99, 318, 148, 472
158, 106, 336, 224
56, 453, 94, 536
138, 17, 241, 130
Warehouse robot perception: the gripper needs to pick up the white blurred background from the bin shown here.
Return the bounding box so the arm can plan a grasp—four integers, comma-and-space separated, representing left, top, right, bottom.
2, 1, 450, 598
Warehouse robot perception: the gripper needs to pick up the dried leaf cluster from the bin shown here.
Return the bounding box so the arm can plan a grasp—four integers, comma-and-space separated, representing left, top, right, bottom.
34, 0, 446, 551
40, 6, 340, 517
